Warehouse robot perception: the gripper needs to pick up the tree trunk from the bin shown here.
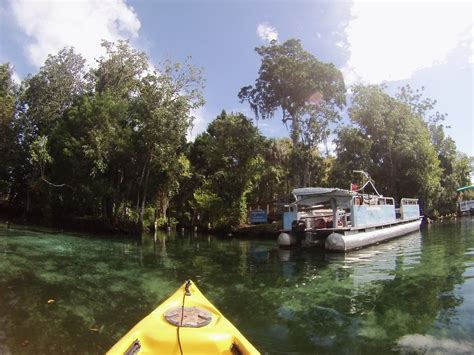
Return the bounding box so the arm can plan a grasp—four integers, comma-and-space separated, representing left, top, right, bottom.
26, 186, 30, 213
303, 155, 311, 187
136, 149, 151, 221
139, 154, 152, 226
156, 189, 170, 222
389, 147, 395, 198
290, 119, 300, 147
104, 196, 113, 223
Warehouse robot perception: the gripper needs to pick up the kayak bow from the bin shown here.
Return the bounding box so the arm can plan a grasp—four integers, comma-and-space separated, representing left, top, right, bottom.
107, 280, 259, 355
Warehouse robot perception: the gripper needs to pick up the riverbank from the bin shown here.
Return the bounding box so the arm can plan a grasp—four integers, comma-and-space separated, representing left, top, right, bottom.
0, 208, 142, 238
0, 205, 459, 241
0, 208, 283, 240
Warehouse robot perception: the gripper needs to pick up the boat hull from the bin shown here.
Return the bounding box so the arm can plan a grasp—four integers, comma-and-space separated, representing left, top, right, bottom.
325, 219, 421, 252
277, 232, 298, 247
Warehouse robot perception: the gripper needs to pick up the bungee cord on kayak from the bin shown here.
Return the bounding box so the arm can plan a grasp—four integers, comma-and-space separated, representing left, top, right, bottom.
177, 280, 192, 355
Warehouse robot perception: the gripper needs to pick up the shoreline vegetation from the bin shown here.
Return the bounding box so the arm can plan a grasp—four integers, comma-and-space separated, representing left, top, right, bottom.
1, 40, 472, 238
0, 216, 282, 239
0, 213, 463, 241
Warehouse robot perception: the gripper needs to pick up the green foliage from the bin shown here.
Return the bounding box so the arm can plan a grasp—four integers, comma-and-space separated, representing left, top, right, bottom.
1, 40, 471, 232
94, 40, 148, 98
239, 39, 346, 186
192, 185, 227, 229
331, 84, 471, 216
142, 207, 156, 229
331, 127, 372, 188
396, 85, 472, 214
190, 111, 264, 228
30, 135, 53, 173
23, 47, 88, 135
132, 55, 205, 225
0, 41, 204, 230
0, 63, 19, 199
0, 63, 16, 127
239, 39, 345, 129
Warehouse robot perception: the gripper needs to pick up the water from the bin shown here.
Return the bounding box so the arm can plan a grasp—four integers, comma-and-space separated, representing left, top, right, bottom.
0, 218, 473, 354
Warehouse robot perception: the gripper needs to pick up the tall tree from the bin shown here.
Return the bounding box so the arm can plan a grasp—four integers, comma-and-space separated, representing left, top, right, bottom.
238, 39, 346, 186
331, 126, 372, 189
13, 40, 204, 229
335, 84, 442, 214
23, 47, 89, 135
397, 85, 472, 214
46, 92, 132, 220
0, 64, 16, 127
248, 138, 293, 204
132, 59, 205, 225
190, 111, 264, 228
0, 63, 19, 200
94, 40, 148, 99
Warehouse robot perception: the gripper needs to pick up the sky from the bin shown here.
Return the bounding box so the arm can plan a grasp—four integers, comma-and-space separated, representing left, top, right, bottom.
0, 0, 472, 156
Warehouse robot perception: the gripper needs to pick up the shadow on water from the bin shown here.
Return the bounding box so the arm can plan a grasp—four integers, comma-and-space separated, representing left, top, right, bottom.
0, 218, 473, 354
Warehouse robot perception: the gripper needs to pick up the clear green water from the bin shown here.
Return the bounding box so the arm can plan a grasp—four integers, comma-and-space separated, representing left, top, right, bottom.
0, 218, 473, 354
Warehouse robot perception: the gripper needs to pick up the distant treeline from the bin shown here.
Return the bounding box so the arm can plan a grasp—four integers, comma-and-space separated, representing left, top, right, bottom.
0, 40, 471, 234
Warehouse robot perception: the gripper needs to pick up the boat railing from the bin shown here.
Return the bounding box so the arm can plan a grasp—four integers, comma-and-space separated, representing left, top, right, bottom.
401, 198, 419, 205
459, 200, 474, 212
400, 198, 420, 220
298, 214, 349, 230
351, 195, 396, 227
352, 195, 394, 206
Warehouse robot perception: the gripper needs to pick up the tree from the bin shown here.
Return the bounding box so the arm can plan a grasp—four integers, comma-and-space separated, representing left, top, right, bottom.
23, 47, 89, 135
0, 64, 16, 126
46, 92, 133, 220
57, 41, 205, 226
247, 138, 293, 205
132, 58, 205, 225
330, 126, 372, 188
0, 63, 19, 200
6, 48, 91, 216
190, 111, 264, 228
396, 84, 472, 215
238, 39, 346, 186
94, 40, 148, 98
335, 84, 442, 214
10, 40, 204, 230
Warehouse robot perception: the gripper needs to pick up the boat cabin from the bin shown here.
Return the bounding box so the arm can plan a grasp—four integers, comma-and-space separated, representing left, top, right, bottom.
282, 187, 420, 234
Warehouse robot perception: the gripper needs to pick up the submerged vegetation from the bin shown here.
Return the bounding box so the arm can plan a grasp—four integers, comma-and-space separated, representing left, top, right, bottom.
0, 39, 471, 234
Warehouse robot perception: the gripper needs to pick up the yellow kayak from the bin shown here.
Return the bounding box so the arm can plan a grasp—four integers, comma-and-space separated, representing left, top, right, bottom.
107, 280, 260, 355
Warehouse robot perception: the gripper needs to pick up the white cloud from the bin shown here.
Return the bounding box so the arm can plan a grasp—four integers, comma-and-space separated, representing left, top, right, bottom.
343, 0, 473, 84
318, 139, 336, 156
257, 23, 278, 42
10, 0, 141, 67
11, 71, 21, 85
187, 107, 210, 142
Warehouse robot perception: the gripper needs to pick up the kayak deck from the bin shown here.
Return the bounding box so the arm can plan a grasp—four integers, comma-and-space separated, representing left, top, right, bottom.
107, 280, 259, 355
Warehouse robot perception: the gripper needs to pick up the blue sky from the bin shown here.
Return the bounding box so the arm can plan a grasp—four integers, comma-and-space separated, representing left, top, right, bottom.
0, 0, 472, 156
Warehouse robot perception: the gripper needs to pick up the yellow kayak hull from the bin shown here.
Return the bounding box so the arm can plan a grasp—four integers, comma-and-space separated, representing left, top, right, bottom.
107, 280, 260, 354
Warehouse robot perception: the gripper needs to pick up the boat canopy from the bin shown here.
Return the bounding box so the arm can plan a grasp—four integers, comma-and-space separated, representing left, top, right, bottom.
457, 185, 474, 192
291, 187, 354, 207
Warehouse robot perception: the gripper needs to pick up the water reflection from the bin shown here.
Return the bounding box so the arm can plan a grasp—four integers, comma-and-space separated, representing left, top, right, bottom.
0, 218, 473, 354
